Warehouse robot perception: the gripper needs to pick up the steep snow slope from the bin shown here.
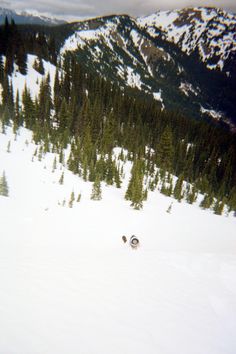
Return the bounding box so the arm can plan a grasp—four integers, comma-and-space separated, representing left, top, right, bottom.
0, 125, 236, 354
11, 54, 57, 101
60, 16, 154, 93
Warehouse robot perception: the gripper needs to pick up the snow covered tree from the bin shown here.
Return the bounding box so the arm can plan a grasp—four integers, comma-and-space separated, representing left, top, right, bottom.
0, 171, 9, 197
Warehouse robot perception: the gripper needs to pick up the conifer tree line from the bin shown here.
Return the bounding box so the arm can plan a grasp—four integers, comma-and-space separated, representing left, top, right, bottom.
0, 17, 27, 76
0, 23, 236, 213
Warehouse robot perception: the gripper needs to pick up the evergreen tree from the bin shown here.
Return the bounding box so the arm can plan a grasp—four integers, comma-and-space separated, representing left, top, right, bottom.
5, 46, 14, 75
156, 126, 174, 172
53, 68, 61, 116
91, 176, 102, 200
200, 193, 214, 210
7, 141, 11, 153
68, 191, 75, 208
173, 174, 184, 202
162, 173, 173, 197
228, 187, 236, 213
61, 55, 71, 102
0, 171, 9, 197
52, 156, 57, 172
143, 188, 148, 201
0, 55, 4, 83
213, 198, 225, 216
186, 184, 198, 204
105, 154, 114, 185
38, 74, 52, 123
160, 180, 169, 196
125, 159, 145, 210
166, 202, 173, 214
14, 89, 21, 130
38, 145, 43, 161
22, 85, 36, 128
58, 98, 72, 130
2, 74, 14, 113
114, 164, 122, 188
15, 44, 27, 75
59, 149, 65, 166
33, 57, 44, 75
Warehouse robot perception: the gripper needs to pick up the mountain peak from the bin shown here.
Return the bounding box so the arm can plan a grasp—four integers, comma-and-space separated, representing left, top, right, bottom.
137, 6, 236, 71
0, 7, 66, 25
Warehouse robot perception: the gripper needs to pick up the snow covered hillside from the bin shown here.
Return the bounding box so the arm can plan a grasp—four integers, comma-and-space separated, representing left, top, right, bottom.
10, 54, 57, 101
0, 124, 236, 354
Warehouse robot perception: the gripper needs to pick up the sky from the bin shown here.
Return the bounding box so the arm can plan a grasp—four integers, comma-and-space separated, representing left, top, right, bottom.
0, 0, 236, 20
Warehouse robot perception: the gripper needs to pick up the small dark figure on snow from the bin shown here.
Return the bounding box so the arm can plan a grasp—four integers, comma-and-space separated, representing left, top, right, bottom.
130, 235, 140, 249
122, 235, 127, 243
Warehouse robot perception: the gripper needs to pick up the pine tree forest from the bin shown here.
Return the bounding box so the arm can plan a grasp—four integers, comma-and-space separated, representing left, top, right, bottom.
0, 20, 236, 214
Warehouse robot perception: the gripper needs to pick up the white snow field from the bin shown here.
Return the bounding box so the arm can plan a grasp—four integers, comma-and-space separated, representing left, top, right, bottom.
0, 125, 236, 354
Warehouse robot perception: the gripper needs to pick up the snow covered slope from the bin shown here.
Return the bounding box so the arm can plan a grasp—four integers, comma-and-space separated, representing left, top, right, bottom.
0, 124, 236, 354
11, 54, 57, 101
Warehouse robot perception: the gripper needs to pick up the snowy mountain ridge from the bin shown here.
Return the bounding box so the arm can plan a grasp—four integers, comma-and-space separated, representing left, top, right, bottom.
0, 7, 66, 25
59, 7, 236, 126
137, 7, 236, 71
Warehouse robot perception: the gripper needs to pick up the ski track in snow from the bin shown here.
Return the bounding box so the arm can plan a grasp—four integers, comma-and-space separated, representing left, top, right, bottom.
0, 126, 236, 354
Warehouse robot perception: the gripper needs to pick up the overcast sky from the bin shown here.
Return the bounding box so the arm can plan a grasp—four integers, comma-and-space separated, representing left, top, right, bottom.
1, 0, 236, 20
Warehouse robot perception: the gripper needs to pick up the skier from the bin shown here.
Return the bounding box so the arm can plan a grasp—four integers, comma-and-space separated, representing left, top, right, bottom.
129, 235, 139, 249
